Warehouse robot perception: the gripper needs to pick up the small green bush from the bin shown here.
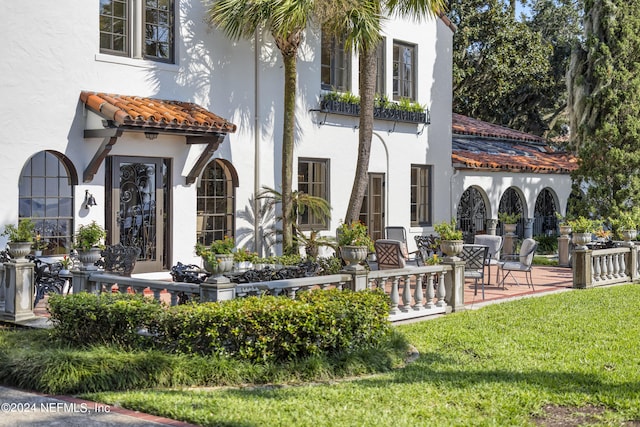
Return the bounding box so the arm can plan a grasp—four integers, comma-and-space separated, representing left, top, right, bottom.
156, 289, 391, 363
534, 235, 558, 254
48, 292, 164, 349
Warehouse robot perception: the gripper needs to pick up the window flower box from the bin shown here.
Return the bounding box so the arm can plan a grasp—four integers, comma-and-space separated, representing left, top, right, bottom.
319, 96, 429, 124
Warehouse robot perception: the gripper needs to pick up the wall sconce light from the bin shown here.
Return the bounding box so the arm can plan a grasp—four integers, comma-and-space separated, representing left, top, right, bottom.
144, 132, 159, 140
83, 190, 97, 209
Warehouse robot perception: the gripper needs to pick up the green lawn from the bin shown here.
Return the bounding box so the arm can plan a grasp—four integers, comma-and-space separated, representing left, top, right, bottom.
78, 285, 640, 426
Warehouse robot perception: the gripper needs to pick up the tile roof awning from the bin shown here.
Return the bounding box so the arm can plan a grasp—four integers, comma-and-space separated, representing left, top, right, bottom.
452, 114, 578, 174
80, 91, 237, 184
81, 91, 237, 136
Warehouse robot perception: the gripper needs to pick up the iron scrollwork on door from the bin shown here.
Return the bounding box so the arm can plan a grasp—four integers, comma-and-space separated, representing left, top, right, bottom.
119, 162, 157, 261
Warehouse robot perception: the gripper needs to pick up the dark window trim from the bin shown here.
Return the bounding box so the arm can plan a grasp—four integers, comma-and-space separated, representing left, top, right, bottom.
321, 30, 351, 92
410, 164, 432, 227
297, 157, 330, 231
393, 40, 416, 101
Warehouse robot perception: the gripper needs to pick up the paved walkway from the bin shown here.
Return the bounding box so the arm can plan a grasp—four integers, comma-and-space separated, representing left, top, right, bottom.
18, 264, 574, 426
0, 385, 197, 426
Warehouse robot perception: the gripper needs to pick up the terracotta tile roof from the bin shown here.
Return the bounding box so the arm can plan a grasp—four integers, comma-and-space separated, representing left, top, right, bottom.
80, 91, 237, 134
453, 113, 544, 143
452, 113, 577, 174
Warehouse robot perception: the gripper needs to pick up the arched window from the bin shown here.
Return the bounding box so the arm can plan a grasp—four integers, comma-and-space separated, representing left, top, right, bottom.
197, 159, 237, 245
534, 188, 558, 236
19, 151, 76, 255
498, 187, 525, 238
457, 187, 487, 243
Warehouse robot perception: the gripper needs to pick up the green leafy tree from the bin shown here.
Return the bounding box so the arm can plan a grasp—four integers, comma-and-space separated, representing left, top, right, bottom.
451, 0, 582, 138
340, 0, 447, 224
568, 0, 640, 219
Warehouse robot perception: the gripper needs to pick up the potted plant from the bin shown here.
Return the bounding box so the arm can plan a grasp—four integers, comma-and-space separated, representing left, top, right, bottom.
434, 219, 464, 257
498, 212, 521, 235
74, 221, 106, 270
233, 247, 258, 271
33, 233, 49, 257
610, 210, 639, 243
2, 218, 35, 260
59, 255, 73, 275
566, 216, 599, 250
555, 212, 572, 236
195, 236, 235, 276
337, 221, 374, 270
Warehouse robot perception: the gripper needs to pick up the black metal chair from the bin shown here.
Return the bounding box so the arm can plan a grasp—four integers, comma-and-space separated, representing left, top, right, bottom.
99, 243, 141, 276
460, 244, 489, 299
414, 235, 440, 266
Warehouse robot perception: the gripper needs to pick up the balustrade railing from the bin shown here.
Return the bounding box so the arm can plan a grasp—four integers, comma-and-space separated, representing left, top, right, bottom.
86, 273, 200, 305
572, 243, 640, 288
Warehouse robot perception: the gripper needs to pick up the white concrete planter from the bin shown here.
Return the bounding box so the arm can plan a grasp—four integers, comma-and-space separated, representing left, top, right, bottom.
7, 241, 32, 261
440, 240, 464, 257
572, 233, 592, 250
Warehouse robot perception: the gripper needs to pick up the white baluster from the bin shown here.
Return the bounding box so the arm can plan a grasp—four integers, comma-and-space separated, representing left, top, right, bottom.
389, 277, 399, 314
607, 254, 614, 279
592, 256, 599, 281
413, 274, 424, 311
425, 273, 435, 309
401, 275, 412, 312
612, 253, 620, 279
436, 270, 446, 307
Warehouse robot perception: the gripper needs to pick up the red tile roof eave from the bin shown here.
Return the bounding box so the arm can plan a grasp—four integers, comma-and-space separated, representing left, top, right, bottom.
80, 91, 237, 134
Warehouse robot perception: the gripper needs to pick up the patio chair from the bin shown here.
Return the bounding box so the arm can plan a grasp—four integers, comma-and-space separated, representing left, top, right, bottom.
385, 226, 419, 262
497, 238, 538, 290
460, 244, 489, 299
473, 234, 503, 285
374, 239, 413, 270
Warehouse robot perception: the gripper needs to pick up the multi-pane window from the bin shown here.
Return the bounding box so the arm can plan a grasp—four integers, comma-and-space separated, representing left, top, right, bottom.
410, 165, 432, 226
19, 151, 75, 255
298, 159, 330, 230
321, 30, 351, 91
197, 160, 235, 245
393, 41, 416, 100
100, 0, 174, 63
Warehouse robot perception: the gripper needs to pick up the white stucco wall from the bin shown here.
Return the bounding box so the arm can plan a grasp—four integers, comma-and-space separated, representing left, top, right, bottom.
0, 0, 453, 265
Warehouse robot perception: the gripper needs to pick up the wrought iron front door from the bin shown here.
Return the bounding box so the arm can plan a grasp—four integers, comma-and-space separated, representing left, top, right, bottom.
109, 156, 167, 273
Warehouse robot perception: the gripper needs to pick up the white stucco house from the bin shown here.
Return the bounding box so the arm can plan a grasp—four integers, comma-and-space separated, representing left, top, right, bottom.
0, 1, 458, 274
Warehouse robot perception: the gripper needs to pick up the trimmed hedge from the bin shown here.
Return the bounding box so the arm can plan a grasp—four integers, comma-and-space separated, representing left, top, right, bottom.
48, 289, 391, 363
48, 292, 163, 348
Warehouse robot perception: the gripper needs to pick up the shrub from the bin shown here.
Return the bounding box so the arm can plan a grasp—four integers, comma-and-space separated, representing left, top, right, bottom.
434, 219, 463, 241
47, 293, 164, 348
156, 289, 391, 363
534, 235, 558, 254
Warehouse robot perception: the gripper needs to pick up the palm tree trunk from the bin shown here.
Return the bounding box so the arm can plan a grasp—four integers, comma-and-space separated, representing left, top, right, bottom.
345, 45, 377, 224
281, 51, 297, 254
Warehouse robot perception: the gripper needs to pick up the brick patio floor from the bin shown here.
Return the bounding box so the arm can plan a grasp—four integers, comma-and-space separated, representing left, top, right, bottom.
464, 264, 574, 309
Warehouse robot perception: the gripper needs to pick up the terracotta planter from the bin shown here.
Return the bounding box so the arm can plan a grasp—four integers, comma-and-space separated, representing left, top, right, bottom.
440, 240, 464, 257
340, 245, 369, 270
203, 254, 234, 277
7, 241, 32, 261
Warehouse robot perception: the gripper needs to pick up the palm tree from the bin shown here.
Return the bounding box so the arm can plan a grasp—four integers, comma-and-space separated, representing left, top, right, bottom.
341, 0, 447, 224
206, 0, 318, 255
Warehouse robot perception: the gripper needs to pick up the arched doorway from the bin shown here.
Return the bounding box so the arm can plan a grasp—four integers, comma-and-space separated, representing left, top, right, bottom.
197, 159, 238, 245
457, 187, 487, 243
19, 151, 77, 255
534, 188, 558, 236
498, 187, 525, 238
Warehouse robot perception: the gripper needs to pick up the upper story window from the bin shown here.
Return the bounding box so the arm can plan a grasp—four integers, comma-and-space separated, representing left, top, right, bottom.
321, 30, 351, 91
393, 41, 415, 101
100, 0, 175, 63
